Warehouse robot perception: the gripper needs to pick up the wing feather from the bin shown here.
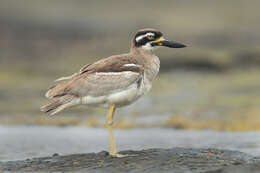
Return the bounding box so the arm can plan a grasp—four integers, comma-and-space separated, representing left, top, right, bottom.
45, 55, 143, 99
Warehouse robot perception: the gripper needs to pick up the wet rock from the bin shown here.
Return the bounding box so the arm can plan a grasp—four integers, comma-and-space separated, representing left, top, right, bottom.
52, 153, 59, 157
98, 151, 109, 157
205, 162, 260, 173
0, 148, 259, 173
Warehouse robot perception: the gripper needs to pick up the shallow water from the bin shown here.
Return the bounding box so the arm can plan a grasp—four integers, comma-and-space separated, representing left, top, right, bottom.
1, 126, 260, 161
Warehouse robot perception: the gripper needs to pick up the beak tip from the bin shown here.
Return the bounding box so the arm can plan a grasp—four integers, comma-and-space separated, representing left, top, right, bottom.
179, 44, 187, 48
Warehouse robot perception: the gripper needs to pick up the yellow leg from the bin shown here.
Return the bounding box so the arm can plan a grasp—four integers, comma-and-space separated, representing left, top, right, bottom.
106, 104, 128, 158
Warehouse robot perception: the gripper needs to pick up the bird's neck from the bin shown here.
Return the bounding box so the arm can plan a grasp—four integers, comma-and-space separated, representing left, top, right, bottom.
130, 46, 154, 56
130, 47, 160, 82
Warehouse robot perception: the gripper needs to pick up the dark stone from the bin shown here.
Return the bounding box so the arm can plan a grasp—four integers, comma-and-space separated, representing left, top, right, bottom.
52, 153, 59, 157
98, 151, 109, 157
204, 162, 260, 173
0, 148, 259, 173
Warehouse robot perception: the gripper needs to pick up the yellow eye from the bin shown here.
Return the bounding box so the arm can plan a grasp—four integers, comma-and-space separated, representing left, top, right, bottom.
147, 35, 154, 40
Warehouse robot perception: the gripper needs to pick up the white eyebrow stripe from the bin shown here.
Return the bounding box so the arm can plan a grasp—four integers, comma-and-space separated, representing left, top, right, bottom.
136, 32, 155, 42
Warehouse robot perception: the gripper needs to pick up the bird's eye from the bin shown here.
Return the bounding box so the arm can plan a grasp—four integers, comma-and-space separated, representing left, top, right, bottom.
147, 35, 154, 40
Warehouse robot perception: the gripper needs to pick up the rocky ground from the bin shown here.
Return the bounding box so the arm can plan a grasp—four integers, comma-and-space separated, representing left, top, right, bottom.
1, 148, 259, 173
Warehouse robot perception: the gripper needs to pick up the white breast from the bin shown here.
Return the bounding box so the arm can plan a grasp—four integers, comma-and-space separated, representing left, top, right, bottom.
80, 83, 139, 107
80, 75, 152, 108
107, 82, 140, 107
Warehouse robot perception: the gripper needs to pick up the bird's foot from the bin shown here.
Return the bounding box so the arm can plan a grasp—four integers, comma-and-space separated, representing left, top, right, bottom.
110, 153, 137, 158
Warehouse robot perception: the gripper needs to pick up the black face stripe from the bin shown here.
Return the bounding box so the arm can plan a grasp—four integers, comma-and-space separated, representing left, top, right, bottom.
133, 29, 163, 47
135, 37, 150, 47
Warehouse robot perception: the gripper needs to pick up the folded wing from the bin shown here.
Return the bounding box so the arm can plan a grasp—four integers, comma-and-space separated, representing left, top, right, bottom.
45, 55, 143, 99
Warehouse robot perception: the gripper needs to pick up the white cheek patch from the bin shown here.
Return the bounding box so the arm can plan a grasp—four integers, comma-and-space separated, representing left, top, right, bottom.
135, 32, 155, 42
142, 42, 153, 50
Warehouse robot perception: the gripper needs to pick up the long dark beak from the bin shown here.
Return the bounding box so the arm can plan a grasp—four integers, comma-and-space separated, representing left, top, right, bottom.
151, 37, 186, 48
160, 40, 186, 48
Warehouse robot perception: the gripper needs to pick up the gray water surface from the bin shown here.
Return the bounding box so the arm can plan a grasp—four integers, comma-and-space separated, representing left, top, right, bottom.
1, 126, 260, 161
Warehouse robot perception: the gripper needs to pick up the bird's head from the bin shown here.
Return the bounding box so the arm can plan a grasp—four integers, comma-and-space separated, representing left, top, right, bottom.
133, 28, 186, 50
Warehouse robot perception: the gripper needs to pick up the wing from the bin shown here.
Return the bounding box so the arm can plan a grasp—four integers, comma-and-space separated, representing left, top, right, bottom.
62, 71, 142, 97
54, 63, 92, 82
45, 54, 143, 98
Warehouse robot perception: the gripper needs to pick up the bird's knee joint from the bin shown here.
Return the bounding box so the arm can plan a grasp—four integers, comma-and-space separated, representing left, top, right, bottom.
106, 121, 113, 126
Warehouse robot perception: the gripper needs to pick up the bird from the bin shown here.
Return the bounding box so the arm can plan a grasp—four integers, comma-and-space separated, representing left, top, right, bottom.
40, 28, 186, 157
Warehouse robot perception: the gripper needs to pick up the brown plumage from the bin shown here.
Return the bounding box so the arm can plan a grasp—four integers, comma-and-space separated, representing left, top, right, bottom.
41, 29, 186, 116
40, 95, 75, 115
40, 28, 186, 157
41, 54, 144, 114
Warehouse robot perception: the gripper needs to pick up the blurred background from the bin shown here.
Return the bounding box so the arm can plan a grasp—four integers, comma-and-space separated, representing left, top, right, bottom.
1, 0, 260, 160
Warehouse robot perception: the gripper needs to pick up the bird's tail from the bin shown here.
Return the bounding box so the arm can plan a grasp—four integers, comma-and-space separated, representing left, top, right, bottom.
40, 95, 78, 115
